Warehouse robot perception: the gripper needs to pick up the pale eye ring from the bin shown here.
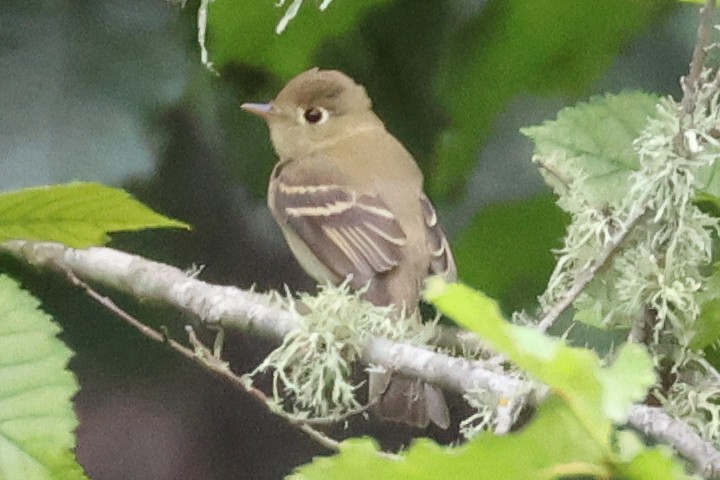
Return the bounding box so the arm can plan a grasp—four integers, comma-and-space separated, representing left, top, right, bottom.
303, 107, 329, 125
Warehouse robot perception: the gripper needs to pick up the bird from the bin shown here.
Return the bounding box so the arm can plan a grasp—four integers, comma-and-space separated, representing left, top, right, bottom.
242, 67, 456, 429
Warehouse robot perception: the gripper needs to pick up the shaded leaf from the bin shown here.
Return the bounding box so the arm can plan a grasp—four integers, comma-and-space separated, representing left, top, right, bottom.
453, 194, 568, 312
430, 0, 672, 199
208, 0, 390, 80
522, 91, 661, 207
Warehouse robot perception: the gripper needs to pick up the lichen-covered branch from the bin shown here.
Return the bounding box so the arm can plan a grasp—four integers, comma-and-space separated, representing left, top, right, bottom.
4, 239, 720, 474
0, 240, 525, 408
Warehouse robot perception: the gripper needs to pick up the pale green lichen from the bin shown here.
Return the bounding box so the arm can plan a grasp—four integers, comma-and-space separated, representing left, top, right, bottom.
535, 70, 720, 445
246, 281, 438, 420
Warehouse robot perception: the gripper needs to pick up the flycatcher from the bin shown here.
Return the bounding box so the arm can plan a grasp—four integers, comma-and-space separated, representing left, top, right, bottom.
242, 68, 456, 429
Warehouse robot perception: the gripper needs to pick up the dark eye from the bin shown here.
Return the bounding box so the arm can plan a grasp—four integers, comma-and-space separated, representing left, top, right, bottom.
303, 107, 327, 124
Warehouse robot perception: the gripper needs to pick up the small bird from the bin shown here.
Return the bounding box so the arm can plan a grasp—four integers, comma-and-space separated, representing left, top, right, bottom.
242, 68, 456, 429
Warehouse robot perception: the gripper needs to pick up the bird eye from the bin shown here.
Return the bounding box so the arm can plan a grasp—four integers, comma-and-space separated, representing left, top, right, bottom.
303, 107, 328, 125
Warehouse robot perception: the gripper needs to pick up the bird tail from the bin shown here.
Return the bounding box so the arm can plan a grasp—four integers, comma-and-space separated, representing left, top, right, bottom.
368, 371, 449, 429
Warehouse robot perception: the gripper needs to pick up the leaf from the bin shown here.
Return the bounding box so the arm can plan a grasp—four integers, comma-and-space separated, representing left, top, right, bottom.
617, 447, 692, 480
0, 275, 87, 480
207, 0, 390, 80
693, 267, 720, 349
291, 397, 608, 480
453, 194, 569, 311
424, 280, 655, 441
0, 182, 189, 248
521, 91, 661, 208
598, 345, 655, 422
429, 0, 672, 199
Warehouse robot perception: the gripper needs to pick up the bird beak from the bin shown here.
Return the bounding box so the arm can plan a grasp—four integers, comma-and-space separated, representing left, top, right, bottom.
241, 102, 276, 120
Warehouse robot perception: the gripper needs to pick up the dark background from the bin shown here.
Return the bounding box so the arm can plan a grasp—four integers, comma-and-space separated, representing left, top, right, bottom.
0, 0, 698, 478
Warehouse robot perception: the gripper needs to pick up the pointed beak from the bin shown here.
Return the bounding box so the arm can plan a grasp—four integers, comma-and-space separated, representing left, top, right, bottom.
241, 102, 276, 120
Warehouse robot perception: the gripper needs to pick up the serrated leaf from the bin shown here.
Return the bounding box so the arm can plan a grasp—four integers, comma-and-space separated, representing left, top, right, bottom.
424, 280, 655, 441
521, 91, 661, 208
292, 397, 607, 480
0, 182, 189, 248
429, 1, 671, 199
208, 0, 390, 80
0, 275, 87, 480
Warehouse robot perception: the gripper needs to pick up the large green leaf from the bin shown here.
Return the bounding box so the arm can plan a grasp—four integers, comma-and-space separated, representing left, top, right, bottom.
207, 0, 390, 80
0, 182, 189, 247
292, 397, 607, 480
0, 275, 87, 480
453, 194, 568, 312
430, 0, 671, 199
521, 91, 661, 207
424, 280, 655, 441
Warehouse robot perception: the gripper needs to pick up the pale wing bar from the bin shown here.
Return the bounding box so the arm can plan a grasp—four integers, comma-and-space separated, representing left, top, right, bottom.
274, 180, 407, 281
420, 193, 457, 281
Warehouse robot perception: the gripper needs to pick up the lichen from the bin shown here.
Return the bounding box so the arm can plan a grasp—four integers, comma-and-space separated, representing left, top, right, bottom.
246, 281, 438, 419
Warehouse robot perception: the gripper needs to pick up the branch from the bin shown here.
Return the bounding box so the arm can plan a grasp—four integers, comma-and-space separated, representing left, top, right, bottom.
58, 263, 341, 452
536, 205, 647, 332
0, 240, 526, 414
682, 0, 716, 114
628, 405, 720, 477
5, 239, 720, 475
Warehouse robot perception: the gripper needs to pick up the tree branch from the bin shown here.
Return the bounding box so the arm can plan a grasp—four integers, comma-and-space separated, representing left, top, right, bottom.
536, 205, 647, 332
4, 239, 720, 475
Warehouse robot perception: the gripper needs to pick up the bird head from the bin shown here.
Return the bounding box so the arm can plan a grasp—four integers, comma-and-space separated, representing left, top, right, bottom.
242, 68, 380, 158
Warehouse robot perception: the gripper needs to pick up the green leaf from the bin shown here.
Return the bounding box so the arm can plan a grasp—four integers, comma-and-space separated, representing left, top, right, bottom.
292, 397, 608, 480
424, 280, 655, 442
0, 275, 87, 479
208, 0, 390, 80
453, 194, 568, 312
0, 182, 189, 248
598, 345, 655, 422
429, 0, 671, 199
617, 447, 692, 480
521, 91, 661, 207
693, 267, 720, 349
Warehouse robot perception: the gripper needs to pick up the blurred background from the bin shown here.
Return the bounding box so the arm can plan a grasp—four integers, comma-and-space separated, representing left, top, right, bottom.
0, 0, 698, 478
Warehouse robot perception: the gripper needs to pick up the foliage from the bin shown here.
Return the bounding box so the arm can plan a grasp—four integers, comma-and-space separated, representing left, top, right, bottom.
293, 282, 684, 479
1, 1, 716, 479
0, 183, 188, 477
0, 275, 88, 480
430, 0, 673, 199
0, 182, 189, 247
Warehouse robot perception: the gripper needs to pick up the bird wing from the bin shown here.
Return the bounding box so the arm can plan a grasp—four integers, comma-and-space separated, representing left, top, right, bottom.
270, 178, 407, 285
420, 193, 457, 282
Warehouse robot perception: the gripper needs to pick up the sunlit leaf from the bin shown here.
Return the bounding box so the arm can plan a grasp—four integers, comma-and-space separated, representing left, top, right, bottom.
292, 397, 607, 480
0, 182, 189, 247
424, 280, 655, 438
0, 275, 87, 480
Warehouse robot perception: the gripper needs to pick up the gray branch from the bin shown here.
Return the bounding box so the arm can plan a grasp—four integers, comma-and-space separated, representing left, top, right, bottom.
3, 239, 720, 476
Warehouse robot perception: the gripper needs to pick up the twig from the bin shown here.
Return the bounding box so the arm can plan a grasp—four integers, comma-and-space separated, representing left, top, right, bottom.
536, 206, 647, 332
628, 405, 720, 478
681, 0, 716, 114
57, 263, 340, 452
